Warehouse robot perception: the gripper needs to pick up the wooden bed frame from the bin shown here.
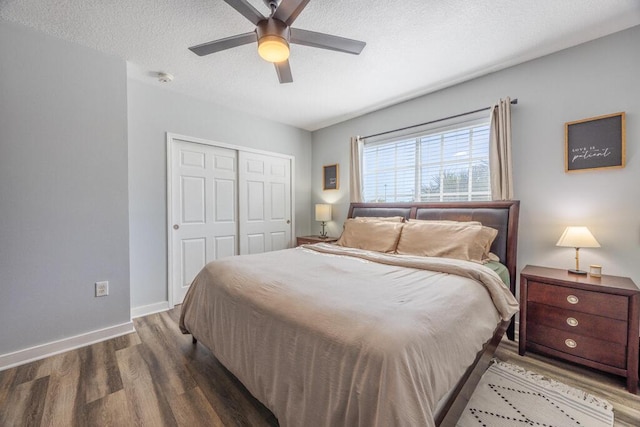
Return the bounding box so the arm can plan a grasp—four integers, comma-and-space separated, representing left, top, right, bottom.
347, 200, 520, 426
188, 200, 520, 426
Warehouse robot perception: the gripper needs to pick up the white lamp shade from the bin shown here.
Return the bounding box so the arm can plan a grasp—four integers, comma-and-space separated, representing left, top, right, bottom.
315, 204, 331, 222
556, 226, 600, 248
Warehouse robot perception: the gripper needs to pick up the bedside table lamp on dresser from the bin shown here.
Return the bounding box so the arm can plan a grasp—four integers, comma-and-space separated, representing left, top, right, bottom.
556, 226, 600, 275
315, 203, 332, 238
519, 265, 639, 393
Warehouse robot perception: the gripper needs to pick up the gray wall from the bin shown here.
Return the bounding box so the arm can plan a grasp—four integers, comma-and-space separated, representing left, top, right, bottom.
127, 79, 312, 309
0, 19, 312, 355
0, 22, 130, 354
312, 25, 640, 284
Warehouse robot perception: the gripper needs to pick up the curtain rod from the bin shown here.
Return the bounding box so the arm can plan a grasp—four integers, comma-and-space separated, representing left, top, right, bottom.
361, 98, 518, 140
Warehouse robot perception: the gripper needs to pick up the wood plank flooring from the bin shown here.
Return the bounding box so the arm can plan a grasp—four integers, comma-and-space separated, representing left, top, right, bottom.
0, 307, 638, 426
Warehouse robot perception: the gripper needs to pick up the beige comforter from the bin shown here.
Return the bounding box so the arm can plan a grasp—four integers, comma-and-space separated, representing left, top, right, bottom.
180, 243, 519, 427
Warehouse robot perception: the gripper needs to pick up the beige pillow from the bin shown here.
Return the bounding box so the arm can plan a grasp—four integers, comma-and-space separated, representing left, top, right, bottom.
336, 219, 404, 253
354, 216, 405, 222
408, 219, 499, 261
396, 221, 498, 263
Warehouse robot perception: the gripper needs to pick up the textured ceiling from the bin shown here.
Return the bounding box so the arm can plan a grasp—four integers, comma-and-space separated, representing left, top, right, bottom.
1, 0, 639, 131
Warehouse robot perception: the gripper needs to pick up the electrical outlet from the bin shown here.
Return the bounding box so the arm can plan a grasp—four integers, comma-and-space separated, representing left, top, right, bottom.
95, 281, 109, 297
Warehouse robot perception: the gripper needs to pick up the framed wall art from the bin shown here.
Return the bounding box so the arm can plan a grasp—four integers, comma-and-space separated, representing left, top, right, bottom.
565, 112, 625, 172
323, 164, 339, 190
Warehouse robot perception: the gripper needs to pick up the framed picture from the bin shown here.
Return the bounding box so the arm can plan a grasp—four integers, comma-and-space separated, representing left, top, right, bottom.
323, 164, 339, 190
565, 112, 625, 172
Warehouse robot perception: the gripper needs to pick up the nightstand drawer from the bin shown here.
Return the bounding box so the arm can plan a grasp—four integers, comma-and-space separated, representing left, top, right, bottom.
527, 302, 627, 345
528, 323, 627, 369
296, 236, 339, 246
297, 237, 320, 245
528, 281, 628, 320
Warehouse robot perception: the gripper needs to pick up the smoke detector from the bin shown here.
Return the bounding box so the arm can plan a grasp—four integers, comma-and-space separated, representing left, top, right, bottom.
157, 72, 174, 83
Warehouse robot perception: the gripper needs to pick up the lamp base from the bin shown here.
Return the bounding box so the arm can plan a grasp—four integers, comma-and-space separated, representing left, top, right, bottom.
319, 221, 327, 238
568, 269, 588, 275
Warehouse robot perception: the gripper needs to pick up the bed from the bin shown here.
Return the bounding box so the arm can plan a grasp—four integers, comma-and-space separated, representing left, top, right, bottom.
180, 200, 520, 426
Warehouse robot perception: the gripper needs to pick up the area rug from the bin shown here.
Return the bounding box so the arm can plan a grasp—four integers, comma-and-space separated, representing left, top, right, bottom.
457, 360, 614, 427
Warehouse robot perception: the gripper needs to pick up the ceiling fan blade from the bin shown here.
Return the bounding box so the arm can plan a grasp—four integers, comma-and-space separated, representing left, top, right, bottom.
273, 0, 311, 26
290, 28, 366, 55
274, 60, 293, 84
189, 32, 256, 56
223, 0, 265, 25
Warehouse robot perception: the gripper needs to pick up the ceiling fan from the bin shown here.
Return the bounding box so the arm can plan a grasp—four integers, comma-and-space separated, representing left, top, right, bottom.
189, 0, 366, 83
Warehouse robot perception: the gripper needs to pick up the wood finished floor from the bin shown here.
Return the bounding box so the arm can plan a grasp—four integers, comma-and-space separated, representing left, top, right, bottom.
1, 307, 638, 426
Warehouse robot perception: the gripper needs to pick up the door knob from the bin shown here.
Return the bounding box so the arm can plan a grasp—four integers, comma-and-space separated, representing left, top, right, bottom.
173, 224, 180, 230
286, 220, 291, 224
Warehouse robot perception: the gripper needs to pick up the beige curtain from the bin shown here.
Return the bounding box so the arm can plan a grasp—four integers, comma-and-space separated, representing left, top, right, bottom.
489, 97, 514, 200
349, 136, 364, 202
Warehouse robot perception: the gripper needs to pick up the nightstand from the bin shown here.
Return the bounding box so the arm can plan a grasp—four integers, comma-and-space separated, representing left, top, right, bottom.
296, 235, 338, 246
519, 265, 639, 393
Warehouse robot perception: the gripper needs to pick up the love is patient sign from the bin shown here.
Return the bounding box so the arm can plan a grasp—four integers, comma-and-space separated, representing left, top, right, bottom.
565, 112, 625, 172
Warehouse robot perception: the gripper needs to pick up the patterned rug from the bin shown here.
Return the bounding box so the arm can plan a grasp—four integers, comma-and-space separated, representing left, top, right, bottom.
457, 360, 614, 427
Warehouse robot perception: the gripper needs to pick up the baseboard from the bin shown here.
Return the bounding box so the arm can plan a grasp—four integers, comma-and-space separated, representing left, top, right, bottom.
130, 301, 170, 319
0, 321, 135, 371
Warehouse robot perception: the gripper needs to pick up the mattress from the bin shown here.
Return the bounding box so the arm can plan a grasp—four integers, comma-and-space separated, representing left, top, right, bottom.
180, 243, 519, 426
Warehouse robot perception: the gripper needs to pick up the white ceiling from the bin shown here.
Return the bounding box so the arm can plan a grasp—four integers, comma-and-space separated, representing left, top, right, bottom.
2, 0, 639, 131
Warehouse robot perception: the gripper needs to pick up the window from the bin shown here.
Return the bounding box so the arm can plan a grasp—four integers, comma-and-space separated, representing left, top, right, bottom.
362, 121, 491, 202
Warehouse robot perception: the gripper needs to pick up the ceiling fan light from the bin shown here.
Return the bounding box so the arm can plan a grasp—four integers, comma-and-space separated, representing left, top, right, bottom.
258, 35, 290, 63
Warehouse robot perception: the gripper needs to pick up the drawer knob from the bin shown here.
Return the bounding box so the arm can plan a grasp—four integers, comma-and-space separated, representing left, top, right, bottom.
565, 339, 577, 348
566, 317, 579, 327
566, 295, 579, 304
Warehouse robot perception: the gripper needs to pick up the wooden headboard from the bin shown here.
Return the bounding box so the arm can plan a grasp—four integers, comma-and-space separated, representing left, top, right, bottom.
347, 200, 520, 339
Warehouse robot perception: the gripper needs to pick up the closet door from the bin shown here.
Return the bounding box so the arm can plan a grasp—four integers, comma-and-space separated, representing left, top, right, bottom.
238, 151, 292, 255
170, 140, 237, 304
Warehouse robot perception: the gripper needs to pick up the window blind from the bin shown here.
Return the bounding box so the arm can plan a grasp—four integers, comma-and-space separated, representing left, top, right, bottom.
362, 122, 491, 202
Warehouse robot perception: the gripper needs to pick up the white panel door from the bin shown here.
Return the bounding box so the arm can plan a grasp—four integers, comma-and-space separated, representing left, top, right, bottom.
170, 140, 237, 304
238, 151, 292, 255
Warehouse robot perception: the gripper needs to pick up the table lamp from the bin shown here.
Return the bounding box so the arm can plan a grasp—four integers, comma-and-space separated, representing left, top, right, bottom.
556, 226, 600, 275
315, 204, 332, 238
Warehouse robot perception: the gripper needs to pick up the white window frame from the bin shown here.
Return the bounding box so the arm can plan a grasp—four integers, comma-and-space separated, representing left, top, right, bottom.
362, 117, 491, 203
